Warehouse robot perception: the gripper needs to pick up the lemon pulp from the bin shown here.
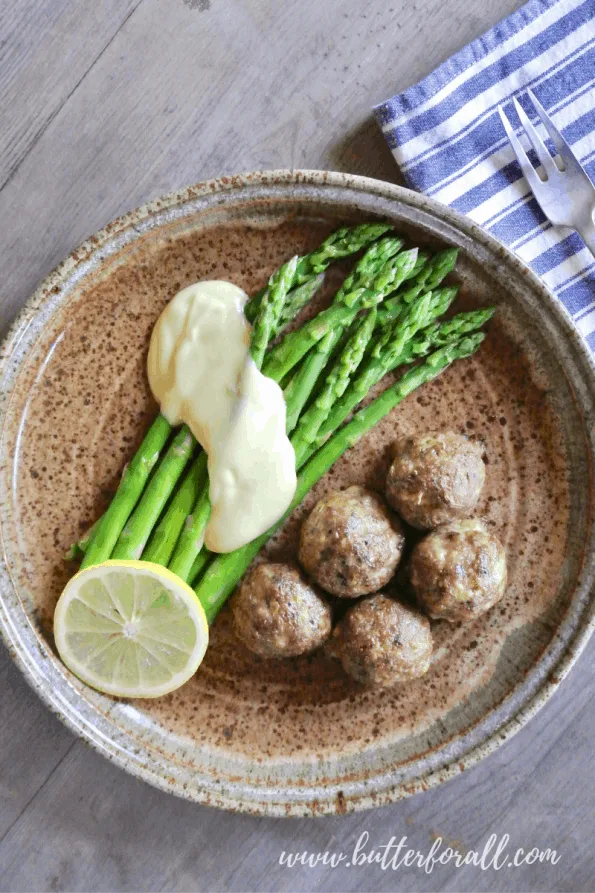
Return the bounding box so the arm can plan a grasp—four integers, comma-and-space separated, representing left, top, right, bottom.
54, 560, 208, 698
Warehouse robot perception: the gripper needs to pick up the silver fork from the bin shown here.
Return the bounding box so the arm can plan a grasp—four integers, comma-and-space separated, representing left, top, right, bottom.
498, 88, 595, 257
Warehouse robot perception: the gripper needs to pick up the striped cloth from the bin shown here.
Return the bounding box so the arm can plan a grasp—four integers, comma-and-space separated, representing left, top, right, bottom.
374, 0, 595, 350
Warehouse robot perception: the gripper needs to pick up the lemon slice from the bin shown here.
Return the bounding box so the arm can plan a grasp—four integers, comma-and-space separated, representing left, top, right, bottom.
54, 560, 208, 698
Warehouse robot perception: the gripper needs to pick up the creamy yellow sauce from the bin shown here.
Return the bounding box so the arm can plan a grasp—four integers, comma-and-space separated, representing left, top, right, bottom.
147, 281, 296, 553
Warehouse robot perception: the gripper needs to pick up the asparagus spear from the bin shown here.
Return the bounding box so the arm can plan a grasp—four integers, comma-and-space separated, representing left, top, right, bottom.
300, 223, 393, 275
249, 255, 299, 368
188, 549, 211, 587
373, 285, 460, 368
142, 453, 208, 565
310, 287, 459, 452
402, 249, 431, 282
262, 247, 419, 384
417, 306, 495, 349
306, 304, 494, 462
282, 237, 406, 432
168, 488, 212, 580
244, 223, 392, 323
195, 334, 486, 622
258, 238, 430, 433
377, 248, 458, 325
80, 415, 173, 569
308, 248, 432, 394
333, 236, 405, 294
272, 273, 325, 336
290, 309, 377, 466
111, 426, 196, 560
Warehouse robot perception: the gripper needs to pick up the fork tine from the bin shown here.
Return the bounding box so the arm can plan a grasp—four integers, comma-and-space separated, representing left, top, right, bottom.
512, 97, 558, 180
498, 104, 543, 192
527, 88, 578, 168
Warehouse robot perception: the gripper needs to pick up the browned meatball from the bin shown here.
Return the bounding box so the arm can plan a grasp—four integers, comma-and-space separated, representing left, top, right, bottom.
298, 486, 405, 598
231, 563, 332, 658
410, 519, 507, 623
386, 432, 486, 529
331, 594, 433, 687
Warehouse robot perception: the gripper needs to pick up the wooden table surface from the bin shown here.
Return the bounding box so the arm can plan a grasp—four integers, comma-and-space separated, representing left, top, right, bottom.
0, 1, 593, 891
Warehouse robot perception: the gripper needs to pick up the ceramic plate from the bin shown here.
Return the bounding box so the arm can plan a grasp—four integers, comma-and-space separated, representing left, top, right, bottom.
1, 170, 594, 816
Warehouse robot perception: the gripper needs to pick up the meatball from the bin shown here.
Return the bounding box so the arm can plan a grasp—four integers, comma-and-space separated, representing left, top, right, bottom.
332, 594, 433, 687
410, 519, 507, 623
231, 563, 332, 658
386, 431, 486, 529
299, 486, 405, 598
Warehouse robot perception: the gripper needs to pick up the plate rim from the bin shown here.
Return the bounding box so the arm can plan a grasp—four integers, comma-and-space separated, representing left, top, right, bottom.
1, 168, 594, 816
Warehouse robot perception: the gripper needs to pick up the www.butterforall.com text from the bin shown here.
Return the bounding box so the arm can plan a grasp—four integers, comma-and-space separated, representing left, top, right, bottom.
279, 831, 561, 874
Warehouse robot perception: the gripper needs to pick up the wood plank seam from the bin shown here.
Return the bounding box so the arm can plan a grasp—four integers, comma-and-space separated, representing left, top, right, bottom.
0, 739, 76, 850
0, 0, 146, 197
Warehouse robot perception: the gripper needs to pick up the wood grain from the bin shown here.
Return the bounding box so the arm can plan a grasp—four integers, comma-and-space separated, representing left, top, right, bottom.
0, 0, 141, 189
0, 0, 593, 890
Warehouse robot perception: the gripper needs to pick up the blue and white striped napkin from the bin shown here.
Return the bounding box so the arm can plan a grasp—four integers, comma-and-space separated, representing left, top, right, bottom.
374, 0, 595, 350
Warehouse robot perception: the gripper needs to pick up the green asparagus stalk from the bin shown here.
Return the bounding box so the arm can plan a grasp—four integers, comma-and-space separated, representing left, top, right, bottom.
307, 248, 432, 395
272, 247, 430, 412
333, 236, 405, 294
188, 549, 212, 587
373, 286, 460, 363
142, 453, 208, 565
310, 286, 459, 451
377, 248, 458, 325
272, 274, 325, 335
195, 333, 486, 622
305, 304, 494, 462
80, 415, 173, 569
295, 223, 392, 276
111, 426, 196, 560
290, 309, 377, 466
244, 223, 392, 323
391, 307, 496, 367
282, 237, 406, 432
249, 255, 299, 368
281, 328, 336, 435
402, 249, 431, 282
262, 247, 419, 384
168, 488, 212, 581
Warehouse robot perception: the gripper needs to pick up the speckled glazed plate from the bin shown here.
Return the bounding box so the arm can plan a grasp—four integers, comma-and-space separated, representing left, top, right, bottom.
1, 171, 594, 816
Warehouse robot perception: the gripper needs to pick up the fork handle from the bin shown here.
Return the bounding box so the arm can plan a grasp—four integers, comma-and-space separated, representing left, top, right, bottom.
577, 212, 595, 260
